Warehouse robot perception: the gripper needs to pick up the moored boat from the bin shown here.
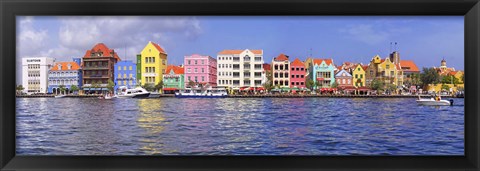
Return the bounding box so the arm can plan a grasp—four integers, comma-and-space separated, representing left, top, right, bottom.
54, 94, 67, 98
115, 86, 151, 98
416, 96, 453, 106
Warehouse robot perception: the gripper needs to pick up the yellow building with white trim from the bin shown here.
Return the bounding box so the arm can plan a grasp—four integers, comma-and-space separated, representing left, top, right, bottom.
138, 41, 168, 86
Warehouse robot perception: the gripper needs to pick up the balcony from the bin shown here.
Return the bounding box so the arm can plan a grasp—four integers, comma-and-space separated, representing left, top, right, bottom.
84, 75, 109, 78
233, 67, 240, 70
142, 73, 157, 77
83, 65, 109, 70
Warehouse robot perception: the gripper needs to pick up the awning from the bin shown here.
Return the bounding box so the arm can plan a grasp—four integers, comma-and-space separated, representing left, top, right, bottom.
163, 88, 178, 91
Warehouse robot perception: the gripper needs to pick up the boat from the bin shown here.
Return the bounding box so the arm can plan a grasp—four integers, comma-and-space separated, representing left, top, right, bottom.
416, 96, 453, 106
115, 86, 151, 98
54, 94, 67, 98
175, 87, 228, 98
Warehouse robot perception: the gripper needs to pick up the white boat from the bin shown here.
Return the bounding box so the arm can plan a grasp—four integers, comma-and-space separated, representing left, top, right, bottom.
54, 94, 67, 98
115, 86, 151, 98
175, 87, 227, 98
416, 96, 453, 106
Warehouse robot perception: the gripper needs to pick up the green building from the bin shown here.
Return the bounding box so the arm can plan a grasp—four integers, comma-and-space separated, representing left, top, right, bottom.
162, 65, 185, 94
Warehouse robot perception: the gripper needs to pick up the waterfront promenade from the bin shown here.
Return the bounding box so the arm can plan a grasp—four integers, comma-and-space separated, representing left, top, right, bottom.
16, 94, 459, 98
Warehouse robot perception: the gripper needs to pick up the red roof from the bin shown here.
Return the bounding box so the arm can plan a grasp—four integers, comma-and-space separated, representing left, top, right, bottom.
218, 49, 263, 55
263, 63, 271, 71
83, 43, 121, 61
166, 65, 184, 74
291, 58, 304, 66
150, 41, 167, 54
51, 62, 81, 71
313, 58, 333, 66
362, 65, 369, 71
399, 60, 420, 72
274, 53, 289, 61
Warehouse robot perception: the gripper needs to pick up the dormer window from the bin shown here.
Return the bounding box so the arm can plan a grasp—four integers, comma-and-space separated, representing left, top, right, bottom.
57, 64, 62, 70
67, 64, 72, 70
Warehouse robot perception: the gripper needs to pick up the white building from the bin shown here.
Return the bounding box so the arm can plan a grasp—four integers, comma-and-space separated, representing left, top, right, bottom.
217, 49, 264, 89
271, 53, 291, 88
22, 57, 55, 94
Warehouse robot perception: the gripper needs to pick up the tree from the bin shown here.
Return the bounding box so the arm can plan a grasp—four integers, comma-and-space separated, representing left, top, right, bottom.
420, 67, 440, 88
107, 79, 115, 94
331, 81, 338, 88
58, 85, 66, 95
314, 80, 321, 92
16, 85, 25, 95
305, 78, 315, 91
143, 83, 155, 92
441, 84, 451, 91
462, 73, 465, 83
70, 85, 79, 94
188, 80, 195, 87
155, 81, 164, 93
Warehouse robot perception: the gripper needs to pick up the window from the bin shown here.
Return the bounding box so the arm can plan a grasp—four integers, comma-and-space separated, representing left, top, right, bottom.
188, 60, 191, 65
194, 68, 198, 73
124, 74, 127, 78
118, 66, 121, 70
129, 66, 132, 70
202, 60, 204, 65
202, 76, 205, 82
187, 68, 191, 73
355, 74, 358, 78
118, 81, 122, 85
195, 60, 198, 65
194, 76, 198, 82
188, 76, 191, 81
118, 74, 121, 78
162, 60, 165, 65
129, 74, 132, 78
124, 66, 127, 70
358, 68, 360, 71
386, 64, 390, 69
202, 68, 205, 73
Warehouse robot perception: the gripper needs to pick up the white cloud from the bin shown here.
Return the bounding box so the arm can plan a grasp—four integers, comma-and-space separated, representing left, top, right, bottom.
17, 16, 49, 58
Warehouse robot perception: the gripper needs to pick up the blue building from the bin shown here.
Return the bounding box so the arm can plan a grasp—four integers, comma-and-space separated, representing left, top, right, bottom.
114, 60, 137, 91
310, 58, 336, 88
48, 58, 83, 94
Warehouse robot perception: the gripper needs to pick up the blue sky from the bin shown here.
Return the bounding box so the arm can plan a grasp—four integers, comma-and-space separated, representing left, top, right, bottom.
16, 16, 464, 85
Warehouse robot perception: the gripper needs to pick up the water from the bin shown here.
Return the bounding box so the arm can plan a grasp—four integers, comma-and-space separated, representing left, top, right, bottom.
16, 97, 464, 155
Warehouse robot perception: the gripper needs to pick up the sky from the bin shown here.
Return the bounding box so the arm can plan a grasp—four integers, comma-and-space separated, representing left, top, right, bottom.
16, 16, 464, 85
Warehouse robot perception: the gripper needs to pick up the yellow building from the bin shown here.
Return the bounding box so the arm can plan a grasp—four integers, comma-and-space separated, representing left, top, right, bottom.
378, 57, 403, 86
139, 41, 168, 86
352, 64, 366, 87
449, 71, 464, 84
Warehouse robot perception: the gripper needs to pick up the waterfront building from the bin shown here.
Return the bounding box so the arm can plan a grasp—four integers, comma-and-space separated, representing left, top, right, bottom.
82, 43, 121, 93
163, 65, 185, 93
352, 64, 366, 87
290, 58, 306, 88
184, 54, 217, 87
216, 49, 264, 88
434, 58, 457, 76
335, 69, 353, 88
114, 60, 136, 91
48, 58, 82, 94
365, 52, 404, 87
304, 57, 314, 78
311, 58, 336, 88
138, 41, 168, 86
272, 53, 290, 88
22, 57, 55, 94
339, 62, 357, 73
262, 63, 272, 86
378, 57, 403, 86
365, 55, 382, 86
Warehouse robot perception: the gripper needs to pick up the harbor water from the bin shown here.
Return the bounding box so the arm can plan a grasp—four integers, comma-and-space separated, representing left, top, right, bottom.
16, 98, 464, 155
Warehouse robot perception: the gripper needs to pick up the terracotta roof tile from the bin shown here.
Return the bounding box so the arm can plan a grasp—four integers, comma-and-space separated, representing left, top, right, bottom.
150, 41, 167, 54
274, 53, 289, 61
83, 43, 121, 61
291, 58, 305, 67
399, 60, 420, 72
51, 62, 81, 71
313, 58, 333, 66
218, 49, 263, 55
166, 65, 184, 74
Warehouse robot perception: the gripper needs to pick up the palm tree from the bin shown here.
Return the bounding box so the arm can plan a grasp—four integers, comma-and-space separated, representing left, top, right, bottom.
16, 85, 25, 95
70, 85, 79, 95
92, 81, 100, 94
58, 85, 66, 95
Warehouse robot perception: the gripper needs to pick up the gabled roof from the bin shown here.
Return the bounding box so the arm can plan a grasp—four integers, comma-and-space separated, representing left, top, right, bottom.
291, 58, 304, 66
274, 53, 289, 61
263, 63, 271, 71
150, 41, 167, 54
335, 69, 352, 77
218, 49, 263, 55
51, 62, 81, 71
166, 65, 184, 74
399, 60, 420, 72
83, 43, 121, 61
313, 58, 333, 66
362, 65, 369, 71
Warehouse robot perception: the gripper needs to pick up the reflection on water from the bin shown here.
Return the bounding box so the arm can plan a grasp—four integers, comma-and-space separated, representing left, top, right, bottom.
16, 98, 464, 155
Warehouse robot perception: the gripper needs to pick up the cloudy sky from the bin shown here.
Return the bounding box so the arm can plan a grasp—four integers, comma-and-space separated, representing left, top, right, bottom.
16, 16, 464, 85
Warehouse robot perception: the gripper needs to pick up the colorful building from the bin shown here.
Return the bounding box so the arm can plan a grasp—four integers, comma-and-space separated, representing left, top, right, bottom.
262, 63, 272, 86
216, 49, 264, 88
272, 53, 290, 88
138, 41, 168, 86
22, 57, 55, 94
335, 69, 353, 88
365, 55, 382, 86
378, 57, 403, 86
163, 65, 185, 93
114, 60, 137, 91
82, 43, 121, 93
352, 64, 366, 87
48, 58, 82, 94
290, 58, 306, 88
311, 58, 336, 88
184, 54, 217, 87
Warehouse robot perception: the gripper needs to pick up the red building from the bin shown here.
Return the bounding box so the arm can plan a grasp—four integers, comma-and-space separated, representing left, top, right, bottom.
82, 43, 121, 93
290, 58, 306, 88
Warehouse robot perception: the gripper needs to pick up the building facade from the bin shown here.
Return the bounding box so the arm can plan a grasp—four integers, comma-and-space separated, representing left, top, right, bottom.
290, 58, 306, 88
82, 43, 121, 93
48, 58, 82, 94
138, 41, 168, 86
114, 60, 137, 91
335, 69, 353, 88
184, 54, 217, 87
352, 64, 366, 87
311, 59, 336, 88
163, 65, 185, 92
365, 55, 382, 86
22, 57, 55, 94
272, 54, 290, 88
216, 49, 264, 88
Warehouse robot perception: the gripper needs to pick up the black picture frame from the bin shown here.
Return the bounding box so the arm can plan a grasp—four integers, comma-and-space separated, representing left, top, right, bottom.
1, 0, 479, 170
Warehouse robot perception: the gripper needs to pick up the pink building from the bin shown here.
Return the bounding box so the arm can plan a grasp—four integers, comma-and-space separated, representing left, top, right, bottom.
184, 54, 217, 87
290, 58, 306, 88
